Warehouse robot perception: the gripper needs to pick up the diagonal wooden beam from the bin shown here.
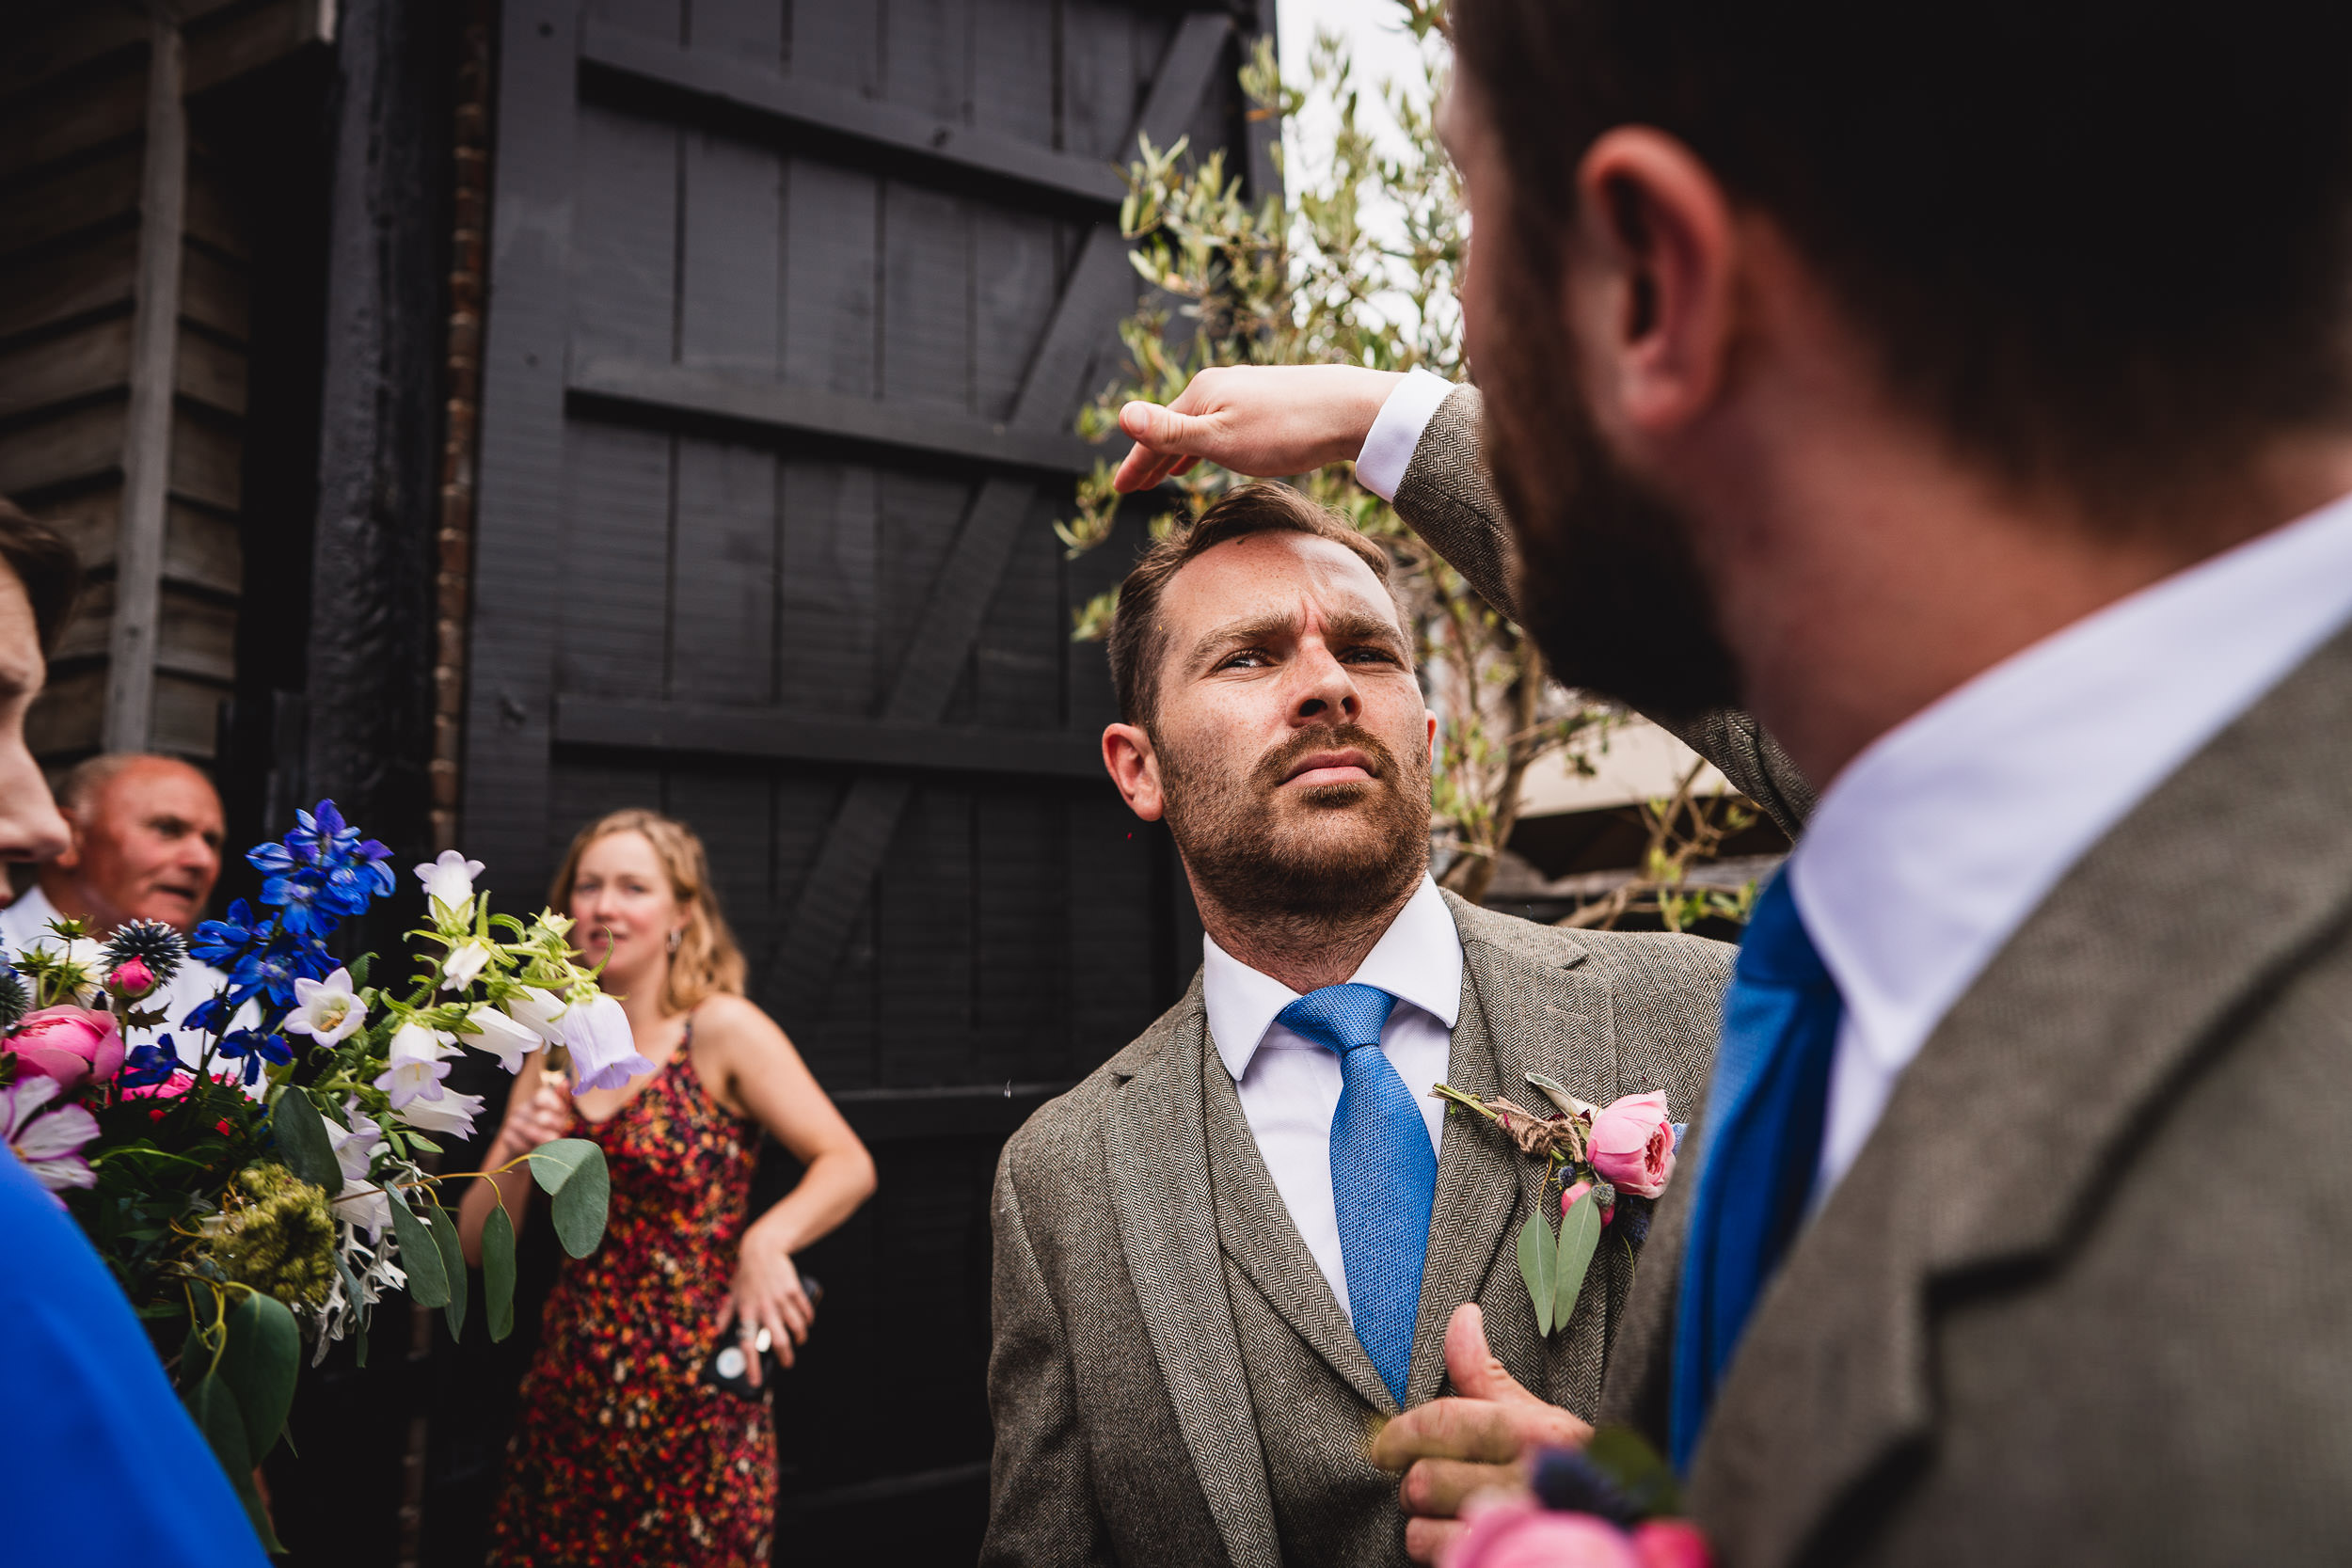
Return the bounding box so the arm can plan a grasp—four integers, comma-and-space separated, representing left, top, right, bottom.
766, 11, 1234, 1022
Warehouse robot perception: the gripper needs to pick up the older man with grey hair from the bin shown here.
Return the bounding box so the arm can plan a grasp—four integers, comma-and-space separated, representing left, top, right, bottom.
2, 751, 239, 1070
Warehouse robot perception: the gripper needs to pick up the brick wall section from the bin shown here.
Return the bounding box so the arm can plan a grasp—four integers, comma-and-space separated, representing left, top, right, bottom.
430, 8, 493, 854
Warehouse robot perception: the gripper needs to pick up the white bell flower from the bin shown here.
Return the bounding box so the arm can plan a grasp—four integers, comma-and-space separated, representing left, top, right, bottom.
286, 967, 367, 1045
439, 939, 494, 992
373, 1022, 455, 1108
504, 986, 570, 1045
456, 1004, 541, 1073
413, 849, 485, 911
399, 1088, 485, 1139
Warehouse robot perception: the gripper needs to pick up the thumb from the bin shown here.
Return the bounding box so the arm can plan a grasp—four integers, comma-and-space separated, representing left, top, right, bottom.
1118, 400, 1220, 457
1444, 1303, 1542, 1407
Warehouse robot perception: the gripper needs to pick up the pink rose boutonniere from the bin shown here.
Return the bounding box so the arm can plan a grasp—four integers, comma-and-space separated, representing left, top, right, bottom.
1431, 1071, 1683, 1337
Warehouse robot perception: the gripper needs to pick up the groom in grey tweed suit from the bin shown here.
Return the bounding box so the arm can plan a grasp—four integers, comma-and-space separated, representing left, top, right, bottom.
982, 483, 1734, 1568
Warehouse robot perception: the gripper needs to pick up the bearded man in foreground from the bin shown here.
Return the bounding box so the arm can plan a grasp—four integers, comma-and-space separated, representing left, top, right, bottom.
981, 483, 1728, 1568
1112, 2, 2352, 1562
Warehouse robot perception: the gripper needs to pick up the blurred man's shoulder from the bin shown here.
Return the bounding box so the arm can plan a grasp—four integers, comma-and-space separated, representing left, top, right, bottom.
1441, 888, 1735, 988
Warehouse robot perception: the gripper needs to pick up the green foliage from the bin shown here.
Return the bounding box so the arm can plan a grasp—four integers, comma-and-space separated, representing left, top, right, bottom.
1552, 1185, 1604, 1330
1065, 1, 1618, 903
388, 1192, 449, 1309
1518, 1209, 1558, 1336
483, 1200, 517, 1342
530, 1137, 612, 1259
269, 1085, 342, 1195
217, 1291, 299, 1462
428, 1202, 468, 1338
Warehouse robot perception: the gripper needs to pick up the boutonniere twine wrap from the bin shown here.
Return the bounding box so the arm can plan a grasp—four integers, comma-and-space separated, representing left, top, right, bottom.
1432, 1074, 1681, 1337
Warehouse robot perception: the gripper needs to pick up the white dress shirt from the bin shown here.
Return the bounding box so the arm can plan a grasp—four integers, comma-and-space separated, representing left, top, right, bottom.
1203, 874, 1463, 1320
0, 884, 242, 1078
1791, 489, 2352, 1200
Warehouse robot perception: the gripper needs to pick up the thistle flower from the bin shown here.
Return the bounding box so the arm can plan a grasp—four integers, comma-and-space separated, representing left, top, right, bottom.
103, 918, 185, 987
0, 967, 27, 1029
199, 1164, 337, 1311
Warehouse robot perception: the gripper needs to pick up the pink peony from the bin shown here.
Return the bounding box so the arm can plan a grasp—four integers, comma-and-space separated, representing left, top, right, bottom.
1562, 1179, 1615, 1228
108, 956, 158, 999
9, 1006, 125, 1091
1442, 1500, 1641, 1568
1587, 1091, 1676, 1199
1630, 1520, 1715, 1568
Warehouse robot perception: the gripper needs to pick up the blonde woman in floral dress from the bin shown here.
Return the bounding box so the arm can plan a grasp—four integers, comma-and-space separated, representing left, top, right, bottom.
461, 809, 875, 1566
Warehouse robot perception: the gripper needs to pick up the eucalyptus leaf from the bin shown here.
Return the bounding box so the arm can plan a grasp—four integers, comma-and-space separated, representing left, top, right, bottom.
483, 1200, 516, 1341
389, 1193, 450, 1308
270, 1087, 342, 1195
218, 1291, 299, 1460
1553, 1187, 1605, 1332
331, 1250, 368, 1369
427, 1202, 468, 1339
1518, 1210, 1557, 1337
536, 1139, 610, 1258
186, 1372, 282, 1552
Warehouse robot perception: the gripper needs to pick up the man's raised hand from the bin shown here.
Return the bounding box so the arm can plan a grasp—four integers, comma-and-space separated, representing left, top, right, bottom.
1372, 1302, 1595, 1564
1111, 365, 1405, 493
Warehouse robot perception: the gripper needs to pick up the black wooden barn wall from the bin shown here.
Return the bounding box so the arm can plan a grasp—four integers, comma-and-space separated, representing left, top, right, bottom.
424, 2, 1275, 1560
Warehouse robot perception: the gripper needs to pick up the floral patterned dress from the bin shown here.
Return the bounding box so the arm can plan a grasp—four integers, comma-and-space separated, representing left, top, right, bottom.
485, 1023, 774, 1566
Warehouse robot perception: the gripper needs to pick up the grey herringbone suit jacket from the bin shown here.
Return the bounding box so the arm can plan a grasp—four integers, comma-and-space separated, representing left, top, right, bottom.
983, 895, 1729, 1568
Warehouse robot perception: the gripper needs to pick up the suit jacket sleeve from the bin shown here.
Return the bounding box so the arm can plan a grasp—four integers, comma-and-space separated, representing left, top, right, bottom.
982, 1145, 1113, 1568
1390, 383, 1819, 840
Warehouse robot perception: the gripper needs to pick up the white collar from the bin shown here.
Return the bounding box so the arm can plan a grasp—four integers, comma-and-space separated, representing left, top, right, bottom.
1202, 874, 1464, 1079
0, 883, 62, 942
1789, 485, 2352, 1081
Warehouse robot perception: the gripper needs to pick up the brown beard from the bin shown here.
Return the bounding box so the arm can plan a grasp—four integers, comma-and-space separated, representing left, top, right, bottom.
1159, 721, 1431, 930
1481, 220, 1745, 721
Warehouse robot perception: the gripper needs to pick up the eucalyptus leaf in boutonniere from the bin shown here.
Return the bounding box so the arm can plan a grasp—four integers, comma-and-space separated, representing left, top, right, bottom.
1431, 1074, 1682, 1337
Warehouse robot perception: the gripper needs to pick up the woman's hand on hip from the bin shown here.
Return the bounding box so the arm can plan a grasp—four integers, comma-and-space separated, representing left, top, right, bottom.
716, 1230, 815, 1387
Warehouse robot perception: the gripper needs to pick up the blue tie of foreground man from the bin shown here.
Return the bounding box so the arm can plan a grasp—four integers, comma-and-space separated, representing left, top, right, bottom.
1278, 982, 1434, 1404
1670, 871, 1843, 1472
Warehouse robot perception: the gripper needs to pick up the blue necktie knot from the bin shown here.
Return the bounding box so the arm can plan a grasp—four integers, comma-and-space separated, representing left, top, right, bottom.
1277, 982, 1398, 1056
1279, 982, 1430, 1406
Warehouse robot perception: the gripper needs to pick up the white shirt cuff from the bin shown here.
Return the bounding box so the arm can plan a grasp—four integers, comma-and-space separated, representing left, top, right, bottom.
1353, 368, 1459, 501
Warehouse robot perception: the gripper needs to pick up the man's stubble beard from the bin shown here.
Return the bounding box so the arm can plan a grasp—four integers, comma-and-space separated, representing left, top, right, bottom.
1480, 219, 1746, 721
1158, 722, 1432, 939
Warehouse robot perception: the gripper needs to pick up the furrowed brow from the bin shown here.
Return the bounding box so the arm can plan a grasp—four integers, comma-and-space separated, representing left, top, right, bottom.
1185, 611, 1298, 673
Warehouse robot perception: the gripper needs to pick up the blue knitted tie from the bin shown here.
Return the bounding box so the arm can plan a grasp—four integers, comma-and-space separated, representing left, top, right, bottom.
1277, 982, 1434, 1404
1670, 870, 1842, 1471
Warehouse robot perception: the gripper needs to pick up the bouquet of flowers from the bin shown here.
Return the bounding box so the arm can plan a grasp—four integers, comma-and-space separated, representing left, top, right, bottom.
1432, 1073, 1680, 1337
0, 801, 639, 1550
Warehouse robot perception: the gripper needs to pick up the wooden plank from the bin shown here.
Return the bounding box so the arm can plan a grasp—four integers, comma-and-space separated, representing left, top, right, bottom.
767, 12, 1233, 1016
183, 0, 333, 97
26, 668, 105, 759
0, 144, 141, 260
879, 0, 967, 124
781, 157, 879, 399
106, 12, 185, 752
0, 8, 148, 104
461, 0, 589, 899
567, 101, 678, 365
0, 52, 146, 187
881, 182, 970, 410
179, 239, 250, 341
167, 405, 243, 514
0, 399, 124, 498
157, 582, 237, 682
551, 417, 670, 697
677, 127, 781, 376
778, 457, 879, 714
0, 229, 137, 345
550, 694, 1106, 779
667, 436, 776, 705
165, 497, 243, 597
151, 670, 228, 759
580, 21, 1127, 209
566, 356, 1102, 475
0, 314, 133, 424
875, 782, 975, 1083
174, 321, 247, 417
969, 0, 1056, 149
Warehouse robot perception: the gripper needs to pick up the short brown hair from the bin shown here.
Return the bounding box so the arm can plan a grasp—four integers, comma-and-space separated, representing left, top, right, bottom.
1105, 482, 1409, 728
549, 808, 748, 1014
0, 496, 83, 655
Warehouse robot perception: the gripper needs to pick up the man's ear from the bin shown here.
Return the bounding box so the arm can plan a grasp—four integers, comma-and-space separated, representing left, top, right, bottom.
1571, 126, 1740, 438
1424, 709, 1438, 764
1102, 723, 1166, 822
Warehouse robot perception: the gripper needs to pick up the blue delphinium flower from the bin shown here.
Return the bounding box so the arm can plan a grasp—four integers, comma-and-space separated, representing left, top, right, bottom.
119, 1036, 183, 1089
246, 800, 395, 942
190, 899, 262, 970
215, 1029, 293, 1085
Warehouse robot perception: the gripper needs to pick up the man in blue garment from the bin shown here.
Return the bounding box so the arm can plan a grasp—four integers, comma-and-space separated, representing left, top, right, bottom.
1111, 4, 2352, 1561
0, 495, 269, 1567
